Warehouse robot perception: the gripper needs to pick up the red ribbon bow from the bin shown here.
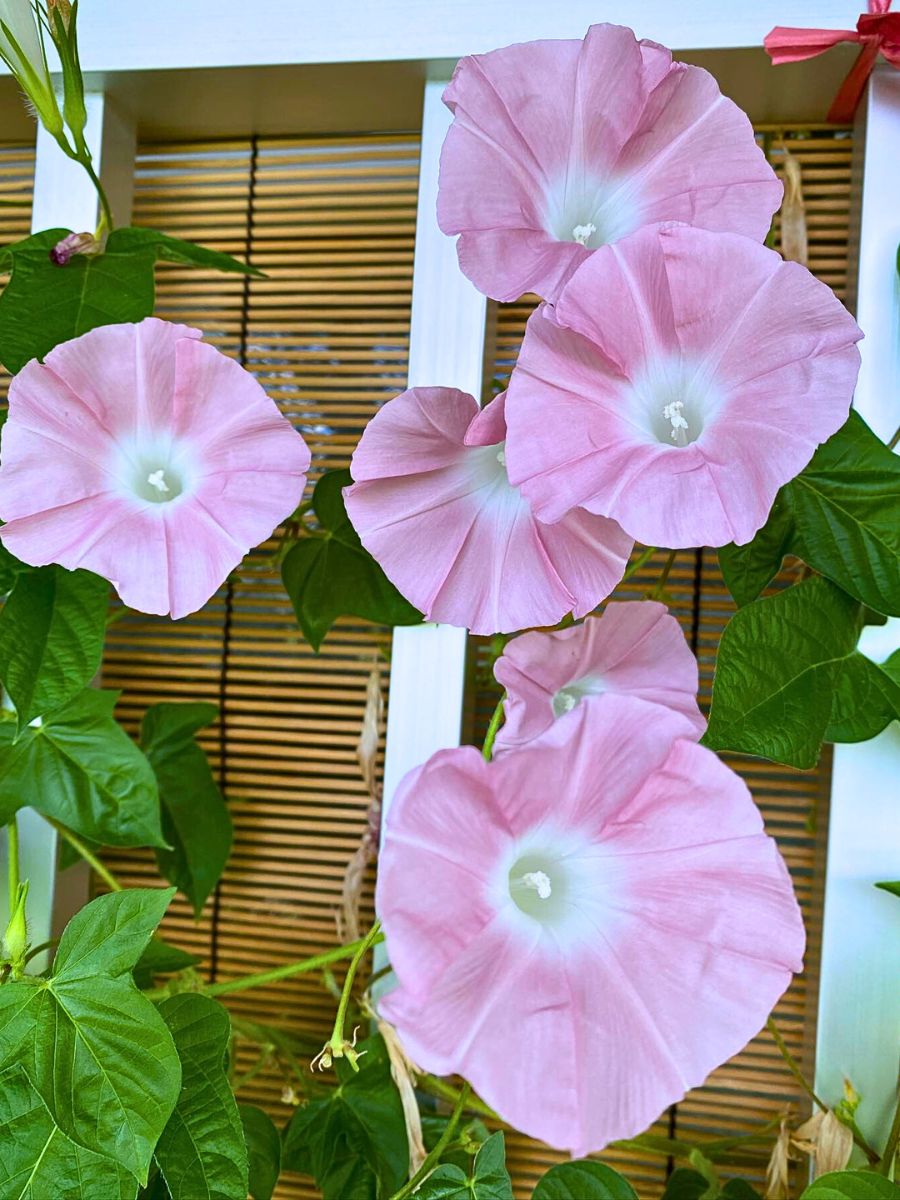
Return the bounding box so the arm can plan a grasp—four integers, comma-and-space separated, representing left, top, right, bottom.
765, 0, 900, 122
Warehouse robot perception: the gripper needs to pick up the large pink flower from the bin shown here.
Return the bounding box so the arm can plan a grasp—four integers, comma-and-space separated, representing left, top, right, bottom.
505, 224, 863, 548
0, 318, 310, 619
438, 22, 782, 303
344, 388, 632, 635
494, 600, 704, 751
377, 696, 805, 1155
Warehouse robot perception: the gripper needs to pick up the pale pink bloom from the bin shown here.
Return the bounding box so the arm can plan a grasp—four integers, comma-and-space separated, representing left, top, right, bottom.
438, 22, 782, 303
505, 224, 863, 548
0, 318, 310, 619
494, 600, 705, 752
377, 696, 805, 1155
344, 388, 632, 636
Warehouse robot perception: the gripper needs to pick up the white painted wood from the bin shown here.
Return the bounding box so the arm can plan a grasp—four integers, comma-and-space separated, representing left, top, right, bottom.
12, 1, 858, 72
381, 79, 486, 825
0, 92, 136, 965
814, 66, 900, 1149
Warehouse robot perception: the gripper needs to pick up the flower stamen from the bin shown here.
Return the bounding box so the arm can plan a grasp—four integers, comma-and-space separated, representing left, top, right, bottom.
146, 468, 170, 495
662, 400, 690, 447
520, 870, 552, 900
571, 222, 597, 246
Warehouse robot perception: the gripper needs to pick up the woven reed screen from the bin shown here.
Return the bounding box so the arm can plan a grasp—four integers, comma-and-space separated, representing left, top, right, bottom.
93, 125, 854, 1199
0, 142, 36, 398
472, 125, 852, 1197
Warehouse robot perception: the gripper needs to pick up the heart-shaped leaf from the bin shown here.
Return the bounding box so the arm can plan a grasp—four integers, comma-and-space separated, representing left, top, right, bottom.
281, 470, 422, 650
240, 1104, 282, 1200
0, 688, 164, 847
799, 1171, 900, 1198
0, 1065, 137, 1200
417, 1132, 513, 1200
155, 994, 248, 1200
704, 576, 862, 767
533, 1158, 638, 1198
0, 889, 180, 1184
719, 413, 900, 615
140, 702, 231, 915
0, 565, 108, 727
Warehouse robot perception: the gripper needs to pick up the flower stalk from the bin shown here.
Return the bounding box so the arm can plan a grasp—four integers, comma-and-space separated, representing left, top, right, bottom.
389, 1082, 471, 1200
312, 919, 382, 1072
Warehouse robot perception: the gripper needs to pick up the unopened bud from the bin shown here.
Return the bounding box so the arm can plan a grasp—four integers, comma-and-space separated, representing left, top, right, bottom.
3, 880, 29, 976
50, 231, 98, 266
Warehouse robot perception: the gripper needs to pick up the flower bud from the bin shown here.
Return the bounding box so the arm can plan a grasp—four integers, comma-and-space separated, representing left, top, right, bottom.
3, 879, 29, 977
50, 231, 98, 266
0, 0, 64, 136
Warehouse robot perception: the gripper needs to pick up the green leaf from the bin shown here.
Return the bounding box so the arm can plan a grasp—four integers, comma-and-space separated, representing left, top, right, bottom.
661, 1170, 713, 1200
704, 576, 862, 768
0, 889, 180, 1184
281, 469, 422, 650
825, 650, 900, 742
722, 1182, 763, 1199
239, 1104, 282, 1200
0, 688, 165, 847
140, 702, 231, 916
799, 1171, 900, 1198
719, 493, 795, 607
0, 226, 261, 373
133, 936, 201, 990
0, 1065, 137, 1200
533, 1157, 638, 1199
720, 414, 900, 614
0, 565, 108, 727
418, 1132, 513, 1200
155, 994, 248, 1200
281, 1033, 407, 1200
0, 537, 30, 597
875, 881, 900, 899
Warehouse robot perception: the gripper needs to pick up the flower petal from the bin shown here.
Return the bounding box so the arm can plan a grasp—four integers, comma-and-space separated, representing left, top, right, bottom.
495, 600, 704, 749
346, 388, 629, 635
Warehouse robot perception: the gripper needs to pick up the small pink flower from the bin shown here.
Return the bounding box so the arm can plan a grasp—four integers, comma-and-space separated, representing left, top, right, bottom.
494, 600, 705, 752
438, 22, 782, 303
505, 224, 863, 548
377, 696, 805, 1155
0, 318, 310, 619
344, 388, 632, 636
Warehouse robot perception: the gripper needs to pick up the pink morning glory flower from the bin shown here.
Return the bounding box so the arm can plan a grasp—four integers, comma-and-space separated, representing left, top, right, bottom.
0, 318, 311, 619
505, 224, 863, 549
494, 600, 705, 752
343, 387, 633, 636
438, 22, 782, 303
377, 695, 805, 1155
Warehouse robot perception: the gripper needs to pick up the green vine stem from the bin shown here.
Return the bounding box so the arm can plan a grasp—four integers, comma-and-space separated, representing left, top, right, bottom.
879, 1080, 900, 1175
650, 549, 678, 600
7, 817, 19, 916
43, 817, 122, 894
766, 1017, 880, 1164
312, 919, 383, 1071
621, 544, 657, 583
189, 929, 384, 1003
482, 694, 506, 761
389, 1082, 471, 1200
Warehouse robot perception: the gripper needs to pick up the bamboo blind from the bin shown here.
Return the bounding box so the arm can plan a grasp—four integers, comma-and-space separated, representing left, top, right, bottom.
472, 125, 852, 1197
90, 125, 854, 1199
99, 134, 419, 1200
0, 142, 36, 398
